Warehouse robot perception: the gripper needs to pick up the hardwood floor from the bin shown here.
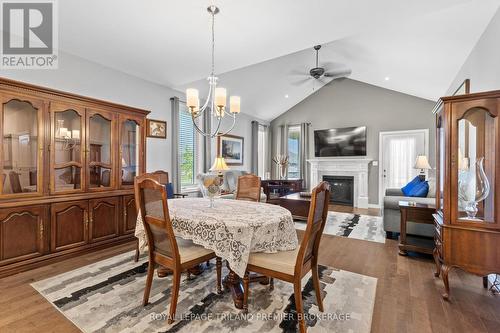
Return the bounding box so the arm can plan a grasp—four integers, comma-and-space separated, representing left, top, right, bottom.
329, 203, 381, 216
0, 207, 498, 333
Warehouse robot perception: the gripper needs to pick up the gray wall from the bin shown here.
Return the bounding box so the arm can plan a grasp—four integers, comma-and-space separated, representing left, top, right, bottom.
447, 7, 500, 95
270, 78, 435, 205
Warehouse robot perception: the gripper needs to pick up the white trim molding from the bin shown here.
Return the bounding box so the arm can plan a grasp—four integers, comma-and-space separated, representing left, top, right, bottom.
308, 157, 372, 209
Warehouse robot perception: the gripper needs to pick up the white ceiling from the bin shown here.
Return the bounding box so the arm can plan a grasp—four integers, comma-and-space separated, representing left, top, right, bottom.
57, 0, 500, 121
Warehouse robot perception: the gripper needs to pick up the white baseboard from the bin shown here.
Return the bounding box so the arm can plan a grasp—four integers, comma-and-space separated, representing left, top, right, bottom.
368, 204, 381, 209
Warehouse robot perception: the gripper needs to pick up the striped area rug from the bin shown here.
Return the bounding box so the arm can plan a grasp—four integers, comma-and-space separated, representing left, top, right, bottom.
295, 212, 386, 244
31, 251, 377, 333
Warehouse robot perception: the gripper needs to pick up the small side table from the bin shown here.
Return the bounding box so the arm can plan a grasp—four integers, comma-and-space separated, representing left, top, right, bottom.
398, 201, 436, 256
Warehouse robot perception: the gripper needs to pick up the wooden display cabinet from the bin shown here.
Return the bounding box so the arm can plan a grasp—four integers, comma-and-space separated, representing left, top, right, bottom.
433, 90, 500, 299
0, 77, 148, 277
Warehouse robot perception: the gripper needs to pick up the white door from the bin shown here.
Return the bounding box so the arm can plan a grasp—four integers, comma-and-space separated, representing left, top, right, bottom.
379, 130, 429, 201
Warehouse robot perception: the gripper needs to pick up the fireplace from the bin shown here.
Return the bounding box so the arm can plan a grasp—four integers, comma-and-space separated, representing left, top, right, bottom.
323, 175, 354, 206
308, 158, 371, 208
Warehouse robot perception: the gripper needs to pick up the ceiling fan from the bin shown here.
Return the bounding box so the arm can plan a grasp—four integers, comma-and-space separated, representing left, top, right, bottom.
292, 45, 351, 87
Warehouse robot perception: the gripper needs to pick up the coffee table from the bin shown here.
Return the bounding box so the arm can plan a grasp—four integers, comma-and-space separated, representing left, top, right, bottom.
278, 192, 311, 220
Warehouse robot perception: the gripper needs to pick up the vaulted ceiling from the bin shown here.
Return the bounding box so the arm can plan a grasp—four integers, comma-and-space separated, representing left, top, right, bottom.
58, 0, 500, 120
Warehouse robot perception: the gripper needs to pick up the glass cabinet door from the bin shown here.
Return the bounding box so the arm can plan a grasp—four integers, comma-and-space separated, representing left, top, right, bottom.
87, 109, 115, 190
50, 103, 85, 193
0, 95, 44, 196
119, 114, 143, 187
454, 103, 497, 226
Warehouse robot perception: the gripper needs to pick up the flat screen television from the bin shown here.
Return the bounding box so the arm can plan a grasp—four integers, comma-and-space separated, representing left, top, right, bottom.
314, 126, 367, 157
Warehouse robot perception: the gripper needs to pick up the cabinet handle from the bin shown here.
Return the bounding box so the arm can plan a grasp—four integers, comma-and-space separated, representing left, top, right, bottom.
124, 206, 127, 219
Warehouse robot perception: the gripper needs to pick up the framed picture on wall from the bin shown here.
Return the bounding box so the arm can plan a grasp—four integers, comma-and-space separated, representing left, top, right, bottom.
146, 119, 167, 138
217, 134, 244, 165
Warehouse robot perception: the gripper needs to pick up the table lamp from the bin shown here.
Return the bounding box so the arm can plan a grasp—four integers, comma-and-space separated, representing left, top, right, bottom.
210, 156, 229, 179
414, 155, 431, 180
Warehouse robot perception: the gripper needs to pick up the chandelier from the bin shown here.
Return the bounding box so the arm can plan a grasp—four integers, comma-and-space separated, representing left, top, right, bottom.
185, 5, 240, 138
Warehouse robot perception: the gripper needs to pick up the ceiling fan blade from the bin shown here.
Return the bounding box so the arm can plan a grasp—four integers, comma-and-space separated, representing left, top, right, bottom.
291, 77, 311, 86
324, 68, 352, 78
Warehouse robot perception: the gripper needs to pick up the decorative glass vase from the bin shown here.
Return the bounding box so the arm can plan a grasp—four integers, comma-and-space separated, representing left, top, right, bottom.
203, 176, 221, 208
458, 157, 490, 219
279, 165, 287, 180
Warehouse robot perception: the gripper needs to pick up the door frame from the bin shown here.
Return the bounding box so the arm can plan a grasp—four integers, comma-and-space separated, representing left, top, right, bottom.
378, 129, 429, 206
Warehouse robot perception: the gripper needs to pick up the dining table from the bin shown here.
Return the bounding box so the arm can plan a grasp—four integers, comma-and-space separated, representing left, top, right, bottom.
135, 197, 298, 308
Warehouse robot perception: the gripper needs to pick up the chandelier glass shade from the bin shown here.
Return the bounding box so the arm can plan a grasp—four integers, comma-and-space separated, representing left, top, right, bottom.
185, 5, 240, 138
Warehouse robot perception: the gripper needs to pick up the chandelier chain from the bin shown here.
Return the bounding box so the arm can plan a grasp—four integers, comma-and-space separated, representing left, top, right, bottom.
211, 9, 215, 76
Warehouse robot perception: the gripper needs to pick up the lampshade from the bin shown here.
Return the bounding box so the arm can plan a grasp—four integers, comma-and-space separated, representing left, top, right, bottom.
414, 155, 431, 170
210, 157, 229, 172
186, 88, 199, 110
230, 96, 240, 114
215, 87, 227, 107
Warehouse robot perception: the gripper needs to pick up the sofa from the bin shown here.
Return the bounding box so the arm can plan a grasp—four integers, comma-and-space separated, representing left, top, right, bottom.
197, 170, 267, 202
383, 186, 435, 239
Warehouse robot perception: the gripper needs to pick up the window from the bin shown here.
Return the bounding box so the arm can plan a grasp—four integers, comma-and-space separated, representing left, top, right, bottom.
287, 125, 301, 179
257, 124, 267, 178
178, 102, 199, 189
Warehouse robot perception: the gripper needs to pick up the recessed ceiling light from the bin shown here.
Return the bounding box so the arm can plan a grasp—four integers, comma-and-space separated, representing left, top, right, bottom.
385, 77, 390, 81
285, 94, 289, 98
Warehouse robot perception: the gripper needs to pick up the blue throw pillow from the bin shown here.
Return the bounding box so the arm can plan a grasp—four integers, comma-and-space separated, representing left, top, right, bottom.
166, 183, 174, 199
409, 181, 429, 197
401, 176, 422, 196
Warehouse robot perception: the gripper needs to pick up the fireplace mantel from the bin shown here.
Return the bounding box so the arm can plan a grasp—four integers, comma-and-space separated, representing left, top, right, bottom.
307, 157, 372, 208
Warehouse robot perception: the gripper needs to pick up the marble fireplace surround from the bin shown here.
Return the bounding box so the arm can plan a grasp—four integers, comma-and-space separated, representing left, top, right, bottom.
308, 158, 372, 208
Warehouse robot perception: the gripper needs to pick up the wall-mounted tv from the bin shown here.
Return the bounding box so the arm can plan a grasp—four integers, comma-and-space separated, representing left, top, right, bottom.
314, 126, 367, 157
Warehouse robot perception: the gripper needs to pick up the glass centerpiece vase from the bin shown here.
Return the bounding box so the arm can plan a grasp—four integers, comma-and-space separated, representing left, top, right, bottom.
458, 157, 490, 219
203, 175, 222, 208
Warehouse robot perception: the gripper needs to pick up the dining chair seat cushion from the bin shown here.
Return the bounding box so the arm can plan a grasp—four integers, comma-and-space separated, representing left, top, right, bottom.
248, 247, 299, 276
156, 237, 214, 264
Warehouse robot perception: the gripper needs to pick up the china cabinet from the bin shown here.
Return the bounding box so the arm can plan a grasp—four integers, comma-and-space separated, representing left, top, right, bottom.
433, 90, 500, 299
0, 77, 148, 277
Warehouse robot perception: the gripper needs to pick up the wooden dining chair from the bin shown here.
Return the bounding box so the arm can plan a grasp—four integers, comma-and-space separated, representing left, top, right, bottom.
242, 181, 330, 333
8, 171, 22, 193
235, 174, 261, 202
101, 169, 111, 187
135, 174, 222, 324
134, 171, 188, 262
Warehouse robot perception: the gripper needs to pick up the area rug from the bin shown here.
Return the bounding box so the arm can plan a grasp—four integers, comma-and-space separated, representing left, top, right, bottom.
31, 251, 377, 333
295, 212, 386, 244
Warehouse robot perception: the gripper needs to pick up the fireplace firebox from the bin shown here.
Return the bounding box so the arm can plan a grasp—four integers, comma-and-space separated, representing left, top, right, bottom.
322, 175, 354, 206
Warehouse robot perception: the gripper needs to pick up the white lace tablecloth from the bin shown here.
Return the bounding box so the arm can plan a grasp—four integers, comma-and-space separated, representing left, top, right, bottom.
135, 198, 298, 277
